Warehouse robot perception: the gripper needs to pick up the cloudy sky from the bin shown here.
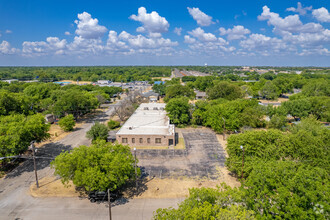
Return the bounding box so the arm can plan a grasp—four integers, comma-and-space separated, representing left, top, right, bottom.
0, 0, 329, 66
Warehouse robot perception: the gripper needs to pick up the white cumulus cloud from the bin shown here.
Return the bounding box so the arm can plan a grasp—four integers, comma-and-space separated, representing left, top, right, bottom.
174, 27, 182, 36
240, 34, 288, 55
0, 41, 18, 54
187, 7, 213, 26
118, 31, 177, 49
74, 12, 108, 39
5, 30, 12, 34
129, 7, 169, 34
184, 35, 196, 44
219, 25, 250, 40
64, 31, 71, 36
188, 27, 218, 42
258, 6, 322, 34
22, 37, 67, 56
286, 2, 312, 16
312, 7, 330, 23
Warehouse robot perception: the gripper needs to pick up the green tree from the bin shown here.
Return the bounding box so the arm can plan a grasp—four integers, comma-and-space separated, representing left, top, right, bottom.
86, 122, 109, 141
194, 76, 215, 91
0, 90, 19, 115
282, 98, 312, 119
244, 161, 329, 220
164, 85, 195, 102
226, 129, 285, 178
107, 119, 120, 130
52, 89, 99, 118
152, 83, 166, 96
260, 81, 280, 100
261, 71, 276, 80
273, 76, 294, 94
302, 80, 329, 97
268, 114, 287, 130
192, 100, 209, 125
153, 187, 256, 220
226, 117, 330, 177
165, 97, 191, 125
206, 81, 242, 100
51, 140, 139, 191
0, 113, 50, 157
204, 99, 264, 133
58, 114, 76, 132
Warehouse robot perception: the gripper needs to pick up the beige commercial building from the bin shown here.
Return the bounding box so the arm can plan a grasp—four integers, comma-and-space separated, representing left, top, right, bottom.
116, 103, 175, 147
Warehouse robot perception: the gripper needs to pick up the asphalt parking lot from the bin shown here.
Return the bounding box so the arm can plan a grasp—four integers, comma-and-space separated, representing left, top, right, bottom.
136, 128, 226, 179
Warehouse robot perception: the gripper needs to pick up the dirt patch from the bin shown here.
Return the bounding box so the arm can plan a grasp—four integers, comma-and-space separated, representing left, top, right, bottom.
35, 121, 85, 148
135, 175, 240, 199
29, 177, 80, 198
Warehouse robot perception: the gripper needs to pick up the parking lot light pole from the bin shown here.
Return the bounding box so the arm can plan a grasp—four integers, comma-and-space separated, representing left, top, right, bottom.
240, 145, 245, 182
31, 141, 39, 188
108, 189, 112, 220
134, 148, 138, 191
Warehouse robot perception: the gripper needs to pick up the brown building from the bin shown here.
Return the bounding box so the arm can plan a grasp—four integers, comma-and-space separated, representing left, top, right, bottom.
116, 103, 175, 147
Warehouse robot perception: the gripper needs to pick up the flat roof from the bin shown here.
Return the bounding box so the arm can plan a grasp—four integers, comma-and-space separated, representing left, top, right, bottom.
116, 103, 174, 136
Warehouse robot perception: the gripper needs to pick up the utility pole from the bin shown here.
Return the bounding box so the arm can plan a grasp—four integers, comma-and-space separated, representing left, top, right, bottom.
134, 148, 138, 191
108, 189, 112, 220
31, 141, 39, 188
240, 145, 245, 182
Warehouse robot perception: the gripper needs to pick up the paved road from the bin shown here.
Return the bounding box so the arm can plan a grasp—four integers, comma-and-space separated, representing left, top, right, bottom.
0, 99, 182, 220
0, 189, 183, 220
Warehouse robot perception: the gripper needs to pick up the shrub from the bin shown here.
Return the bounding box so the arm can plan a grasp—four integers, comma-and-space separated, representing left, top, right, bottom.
58, 114, 76, 132
86, 122, 109, 141
107, 120, 120, 130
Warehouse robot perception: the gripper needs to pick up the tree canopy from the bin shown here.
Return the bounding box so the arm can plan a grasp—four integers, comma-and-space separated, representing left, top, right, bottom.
206, 81, 242, 100
51, 140, 139, 191
0, 113, 50, 157
164, 85, 195, 102
86, 122, 109, 142
165, 97, 191, 126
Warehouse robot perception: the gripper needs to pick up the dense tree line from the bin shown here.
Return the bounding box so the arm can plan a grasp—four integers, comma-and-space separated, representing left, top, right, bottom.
155, 71, 329, 219
0, 66, 171, 82
154, 118, 330, 220
0, 81, 122, 159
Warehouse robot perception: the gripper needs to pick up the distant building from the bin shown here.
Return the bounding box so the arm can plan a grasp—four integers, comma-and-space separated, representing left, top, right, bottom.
195, 90, 207, 100
116, 103, 175, 147
45, 114, 55, 124
142, 91, 159, 102
97, 80, 111, 85
2, 79, 18, 84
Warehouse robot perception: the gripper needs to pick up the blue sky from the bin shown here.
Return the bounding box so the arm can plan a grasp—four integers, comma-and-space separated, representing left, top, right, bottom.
0, 0, 329, 66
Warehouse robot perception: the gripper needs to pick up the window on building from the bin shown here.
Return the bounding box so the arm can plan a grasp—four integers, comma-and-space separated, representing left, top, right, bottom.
139, 138, 143, 143
122, 138, 127, 143
147, 138, 150, 143
155, 138, 161, 144
132, 138, 135, 143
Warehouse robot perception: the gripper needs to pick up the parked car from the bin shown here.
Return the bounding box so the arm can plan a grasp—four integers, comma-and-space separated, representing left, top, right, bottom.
88, 190, 120, 203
